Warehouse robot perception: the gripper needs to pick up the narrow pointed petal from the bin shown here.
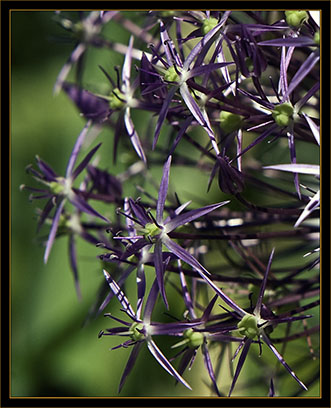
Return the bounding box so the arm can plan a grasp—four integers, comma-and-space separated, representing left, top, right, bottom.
202, 343, 221, 397
263, 163, 319, 176
153, 86, 177, 150
44, 198, 66, 263
122, 36, 134, 91
154, 240, 169, 309
143, 278, 160, 324
254, 248, 275, 315
179, 263, 196, 319
103, 270, 136, 319
294, 190, 320, 227
54, 43, 86, 95
68, 234, 82, 300
66, 120, 92, 178
303, 113, 320, 145
258, 36, 316, 47
165, 201, 229, 233
118, 342, 143, 393
261, 332, 308, 391
69, 194, 109, 222
228, 338, 252, 396
283, 49, 319, 100
162, 236, 246, 317
185, 62, 233, 81
156, 155, 172, 224
71, 143, 102, 180
124, 107, 147, 163
147, 339, 192, 390
136, 263, 146, 321
35, 156, 58, 181
37, 197, 55, 232
159, 20, 182, 67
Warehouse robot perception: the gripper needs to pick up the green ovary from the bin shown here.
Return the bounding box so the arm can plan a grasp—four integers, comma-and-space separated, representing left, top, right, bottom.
164, 65, 180, 83
49, 180, 65, 195
285, 11, 308, 28
130, 322, 145, 341
201, 17, 219, 35
109, 88, 126, 110
140, 223, 162, 242
237, 314, 259, 339
184, 329, 204, 348
272, 102, 294, 127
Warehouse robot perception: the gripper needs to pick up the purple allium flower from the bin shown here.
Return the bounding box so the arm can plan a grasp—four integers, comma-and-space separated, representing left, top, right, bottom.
99, 270, 199, 392
21, 121, 109, 265
112, 155, 230, 308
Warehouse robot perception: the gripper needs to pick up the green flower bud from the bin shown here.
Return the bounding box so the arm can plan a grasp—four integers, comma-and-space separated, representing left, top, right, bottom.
130, 322, 145, 341
220, 111, 243, 134
314, 31, 320, 45
272, 102, 294, 127
183, 328, 204, 348
109, 88, 126, 110
285, 10, 308, 28
201, 17, 219, 35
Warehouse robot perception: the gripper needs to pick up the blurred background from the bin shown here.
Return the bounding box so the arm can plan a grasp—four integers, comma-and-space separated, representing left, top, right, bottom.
11, 10, 320, 398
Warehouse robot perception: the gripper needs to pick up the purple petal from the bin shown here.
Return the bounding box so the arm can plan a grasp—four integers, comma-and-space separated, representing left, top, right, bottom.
68, 234, 82, 300
254, 248, 275, 316
303, 113, 320, 145
143, 278, 160, 324
234, 123, 279, 161
287, 130, 301, 199
147, 339, 192, 390
154, 240, 168, 309
44, 198, 66, 263
62, 82, 110, 123
258, 36, 316, 47
228, 338, 252, 396
283, 49, 319, 101
69, 194, 109, 222
162, 236, 246, 317
118, 342, 143, 393
66, 120, 92, 178
122, 36, 134, 90
263, 163, 319, 176
294, 190, 320, 227
261, 332, 308, 391
179, 263, 196, 319
103, 270, 136, 319
128, 198, 151, 226
54, 43, 86, 95
159, 20, 182, 67
179, 82, 207, 127
202, 343, 221, 397
153, 86, 177, 150
185, 62, 233, 81
165, 201, 229, 233
124, 107, 147, 163
136, 264, 146, 321
71, 143, 102, 181
35, 156, 58, 181
156, 155, 171, 224
37, 197, 55, 232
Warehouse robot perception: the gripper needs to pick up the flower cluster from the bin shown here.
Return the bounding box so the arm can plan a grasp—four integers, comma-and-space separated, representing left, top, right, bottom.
22, 10, 320, 397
